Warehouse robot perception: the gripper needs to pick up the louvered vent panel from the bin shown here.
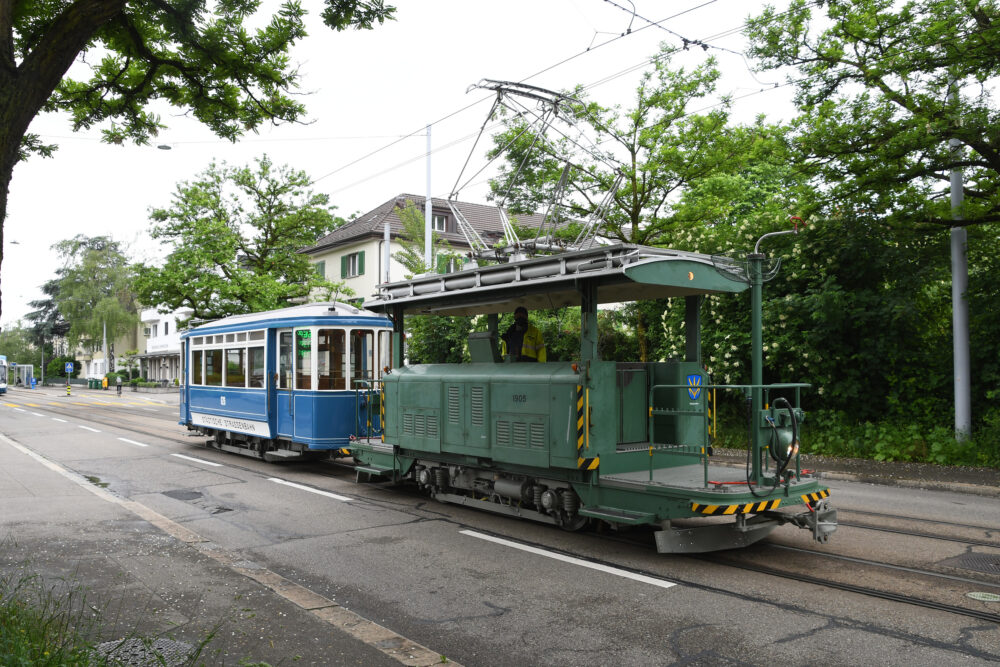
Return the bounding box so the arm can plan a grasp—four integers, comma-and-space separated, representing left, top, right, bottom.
448, 387, 460, 424
530, 423, 545, 448
470, 386, 484, 426
427, 415, 439, 438
414, 414, 426, 436
496, 420, 511, 447
403, 413, 414, 435
512, 422, 528, 448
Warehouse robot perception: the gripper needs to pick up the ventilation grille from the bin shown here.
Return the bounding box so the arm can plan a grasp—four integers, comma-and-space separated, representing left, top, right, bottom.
530, 422, 545, 448
496, 420, 510, 446
402, 412, 438, 439
470, 386, 484, 426
495, 419, 545, 448
448, 386, 460, 424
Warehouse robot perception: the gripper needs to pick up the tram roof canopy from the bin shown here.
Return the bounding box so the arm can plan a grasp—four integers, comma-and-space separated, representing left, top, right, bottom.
363, 244, 748, 317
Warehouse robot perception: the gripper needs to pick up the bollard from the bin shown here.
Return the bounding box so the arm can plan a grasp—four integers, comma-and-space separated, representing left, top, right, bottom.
66, 384, 72, 396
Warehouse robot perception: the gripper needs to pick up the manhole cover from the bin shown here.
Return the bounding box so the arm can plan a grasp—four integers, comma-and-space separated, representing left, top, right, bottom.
939, 553, 1000, 575
967, 592, 1000, 602
95, 638, 194, 666
163, 489, 203, 501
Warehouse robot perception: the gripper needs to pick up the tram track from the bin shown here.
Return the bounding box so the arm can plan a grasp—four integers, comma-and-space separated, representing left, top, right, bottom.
9, 392, 1000, 629
698, 550, 1000, 625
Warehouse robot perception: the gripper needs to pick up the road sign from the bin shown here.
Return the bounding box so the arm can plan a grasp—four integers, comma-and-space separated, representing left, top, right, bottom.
65, 362, 73, 374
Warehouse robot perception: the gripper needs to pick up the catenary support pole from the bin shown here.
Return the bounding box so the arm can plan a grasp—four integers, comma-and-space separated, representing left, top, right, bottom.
949, 83, 971, 440
424, 124, 432, 271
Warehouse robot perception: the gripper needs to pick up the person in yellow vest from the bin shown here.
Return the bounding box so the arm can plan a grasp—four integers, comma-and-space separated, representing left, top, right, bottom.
500, 306, 546, 362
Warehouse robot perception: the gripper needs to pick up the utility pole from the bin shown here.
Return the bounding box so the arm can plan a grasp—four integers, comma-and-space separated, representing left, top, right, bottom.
424, 124, 432, 272
949, 84, 971, 440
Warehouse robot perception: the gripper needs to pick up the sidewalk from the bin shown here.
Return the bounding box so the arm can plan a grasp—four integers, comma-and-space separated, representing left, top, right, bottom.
0, 433, 440, 666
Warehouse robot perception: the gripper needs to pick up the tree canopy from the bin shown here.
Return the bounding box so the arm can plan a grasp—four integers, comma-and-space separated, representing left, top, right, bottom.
746, 0, 1000, 226
50, 234, 138, 352
135, 155, 347, 320
488, 47, 800, 246
0, 0, 395, 322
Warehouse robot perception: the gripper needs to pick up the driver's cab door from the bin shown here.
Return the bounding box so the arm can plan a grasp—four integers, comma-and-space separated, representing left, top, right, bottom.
276, 329, 295, 437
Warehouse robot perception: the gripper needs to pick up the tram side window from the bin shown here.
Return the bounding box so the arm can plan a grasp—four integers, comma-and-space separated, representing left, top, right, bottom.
249, 347, 265, 388
378, 331, 392, 377
191, 350, 202, 385
317, 329, 345, 390
295, 329, 312, 390
351, 329, 374, 387
279, 332, 292, 389
226, 348, 246, 387
205, 349, 223, 386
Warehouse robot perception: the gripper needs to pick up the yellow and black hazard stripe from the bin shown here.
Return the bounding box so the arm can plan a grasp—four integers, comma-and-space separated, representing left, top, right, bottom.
336, 448, 351, 456
690, 499, 781, 515
801, 489, 830, 505
576, 385, 598, 470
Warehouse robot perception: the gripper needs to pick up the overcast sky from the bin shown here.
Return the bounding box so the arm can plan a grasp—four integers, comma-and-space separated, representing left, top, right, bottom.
1, 0, 794, 327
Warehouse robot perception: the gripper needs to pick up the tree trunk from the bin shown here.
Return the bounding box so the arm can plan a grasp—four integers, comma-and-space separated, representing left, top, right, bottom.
0, 0, 126, 322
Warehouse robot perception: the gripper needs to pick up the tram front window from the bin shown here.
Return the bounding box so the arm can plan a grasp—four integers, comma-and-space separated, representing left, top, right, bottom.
318, 329, 345, 390
351, 329, 374, 387
295, 329, 312, 390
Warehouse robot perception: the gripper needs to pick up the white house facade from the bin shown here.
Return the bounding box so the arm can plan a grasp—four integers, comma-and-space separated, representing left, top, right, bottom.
301, 194, 546, 302
137, 307, 193, 382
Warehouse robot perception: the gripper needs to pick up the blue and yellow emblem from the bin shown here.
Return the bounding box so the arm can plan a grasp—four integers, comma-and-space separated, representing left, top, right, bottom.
686, 374, 703, 400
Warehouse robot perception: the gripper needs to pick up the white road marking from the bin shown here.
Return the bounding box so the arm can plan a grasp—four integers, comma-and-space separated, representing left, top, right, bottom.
14, 408, 26, 412
78, 425, 101, 433
268, 477, 352, 502
171, 453, 222, 467
31, 412, 45, 417
52, 418, 67, 423
460, 530, 678, 590
117, 438, 149, 448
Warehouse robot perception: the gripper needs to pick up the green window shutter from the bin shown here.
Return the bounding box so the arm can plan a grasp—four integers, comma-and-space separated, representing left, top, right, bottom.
436, 254, 448, 274
358, 251, 365, 276
315, 260, 325, 278
341, 255, 348, 278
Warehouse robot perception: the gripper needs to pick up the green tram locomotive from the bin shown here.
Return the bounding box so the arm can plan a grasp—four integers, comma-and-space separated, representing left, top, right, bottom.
351, 242, 837, 553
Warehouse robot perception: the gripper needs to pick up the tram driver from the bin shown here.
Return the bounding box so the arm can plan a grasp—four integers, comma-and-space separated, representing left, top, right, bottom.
500, 306, 546, 362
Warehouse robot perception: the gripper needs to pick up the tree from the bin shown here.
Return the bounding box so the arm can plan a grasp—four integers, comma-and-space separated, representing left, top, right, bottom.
390, 199, 469, 363
52, 235, 138, 358
392, 200, 457, 276
135, 155, 348, 320
24, 276, 72, 355
746, 0, 1000, 437
0, 0, 395, 322
489, 47, 796, 246
0, 321, 38, 363
745, 0, 1000, 226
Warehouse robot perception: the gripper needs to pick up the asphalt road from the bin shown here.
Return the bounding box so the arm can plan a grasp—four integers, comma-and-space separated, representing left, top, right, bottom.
2, 386, 998, 665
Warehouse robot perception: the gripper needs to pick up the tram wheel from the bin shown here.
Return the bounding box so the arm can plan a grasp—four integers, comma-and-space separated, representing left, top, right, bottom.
559, 513, 590, 532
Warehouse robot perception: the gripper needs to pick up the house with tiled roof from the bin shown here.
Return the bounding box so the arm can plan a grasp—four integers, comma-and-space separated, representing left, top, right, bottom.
301, 194, 546, 301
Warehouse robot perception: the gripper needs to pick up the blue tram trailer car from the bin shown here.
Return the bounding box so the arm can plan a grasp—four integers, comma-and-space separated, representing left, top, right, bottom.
180, 302, 393, 461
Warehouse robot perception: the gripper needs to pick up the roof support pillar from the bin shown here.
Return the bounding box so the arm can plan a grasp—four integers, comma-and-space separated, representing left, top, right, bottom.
685, 296, 701, 363
579, 280, 598, 362
392, 305, 405, 369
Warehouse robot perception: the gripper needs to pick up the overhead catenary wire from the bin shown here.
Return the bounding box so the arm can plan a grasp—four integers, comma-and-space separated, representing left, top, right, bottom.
315, 0, 896, 201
